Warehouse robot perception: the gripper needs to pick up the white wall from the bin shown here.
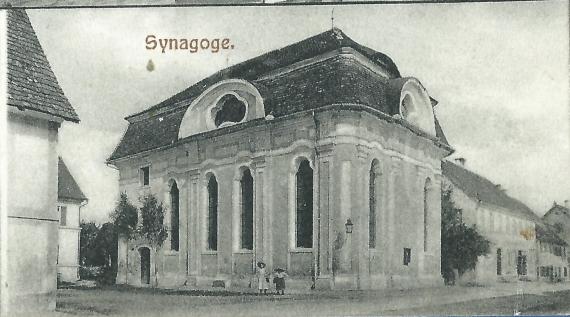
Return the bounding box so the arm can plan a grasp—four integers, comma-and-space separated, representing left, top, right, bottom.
58, 201, 81, 282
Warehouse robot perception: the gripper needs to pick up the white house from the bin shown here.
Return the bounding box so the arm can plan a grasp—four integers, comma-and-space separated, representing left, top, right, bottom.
0, 9, 80, 313
57, 157, 87, 283
442, 159, 540, 285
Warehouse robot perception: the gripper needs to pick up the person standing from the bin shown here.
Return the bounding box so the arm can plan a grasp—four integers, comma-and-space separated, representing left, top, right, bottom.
256, 261, 269, 295
273, 268, 288, 295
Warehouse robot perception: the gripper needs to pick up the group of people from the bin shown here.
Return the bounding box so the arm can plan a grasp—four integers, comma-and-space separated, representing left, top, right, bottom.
256, 261, 288, 295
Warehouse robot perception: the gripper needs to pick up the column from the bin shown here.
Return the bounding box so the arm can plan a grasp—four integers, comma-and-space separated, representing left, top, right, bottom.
188, 170, 200, 278
315, 144, 333, 288
356, 146, 370, 289
386, 156, 402, 277
253, 157, 267, 266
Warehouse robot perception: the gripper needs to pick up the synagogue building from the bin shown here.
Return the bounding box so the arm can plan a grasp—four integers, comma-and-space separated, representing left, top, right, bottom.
108, 28, 453, 290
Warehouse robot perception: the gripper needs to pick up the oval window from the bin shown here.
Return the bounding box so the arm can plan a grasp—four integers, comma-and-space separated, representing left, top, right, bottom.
213, 94, 247, 127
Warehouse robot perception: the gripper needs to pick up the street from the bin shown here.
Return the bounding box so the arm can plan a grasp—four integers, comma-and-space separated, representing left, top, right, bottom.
21, 282, 570, 317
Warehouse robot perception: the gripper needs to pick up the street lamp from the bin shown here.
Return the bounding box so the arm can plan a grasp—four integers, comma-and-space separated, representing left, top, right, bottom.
345, 218, 353, 234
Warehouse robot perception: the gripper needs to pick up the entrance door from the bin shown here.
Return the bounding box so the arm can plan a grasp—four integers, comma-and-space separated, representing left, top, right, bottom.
139, 247, 150, 285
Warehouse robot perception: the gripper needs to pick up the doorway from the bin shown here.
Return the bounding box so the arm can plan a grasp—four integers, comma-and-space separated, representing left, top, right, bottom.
139, 247, 150, 285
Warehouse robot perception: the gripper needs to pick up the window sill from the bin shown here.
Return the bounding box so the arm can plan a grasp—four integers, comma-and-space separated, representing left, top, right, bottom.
233, 250, 254, 254
289, 248, 313, 253
202, 250, 218, 255
164, 250, 179, 256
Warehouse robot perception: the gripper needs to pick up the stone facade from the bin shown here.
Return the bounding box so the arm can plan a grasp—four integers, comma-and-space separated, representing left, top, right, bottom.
114, 109, 448, 290
110, 29, 452, 290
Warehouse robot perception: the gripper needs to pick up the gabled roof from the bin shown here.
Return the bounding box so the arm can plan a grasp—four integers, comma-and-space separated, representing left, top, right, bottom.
58, 157, 87, 202
109, 28, 450, 161
442, 160, 539, 222
544, 202, 570, 219
7, 9, 79, 122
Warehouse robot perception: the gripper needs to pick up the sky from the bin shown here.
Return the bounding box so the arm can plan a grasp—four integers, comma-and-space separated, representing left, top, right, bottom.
27, 1, 569, 223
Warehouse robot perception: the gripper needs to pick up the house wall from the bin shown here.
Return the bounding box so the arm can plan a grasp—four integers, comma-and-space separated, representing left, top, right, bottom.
57, 201, 81, 282
535, 241, 568, 282
5, 110, 60, 312
447, 184, 537, 285
114, 109, 448, 290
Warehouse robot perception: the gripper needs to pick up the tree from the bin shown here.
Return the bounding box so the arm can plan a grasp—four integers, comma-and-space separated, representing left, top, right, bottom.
138, 193, 168, 286
441, 187, 491, 284
109, 192, 138, 284
80, 221, 100, 266
110, 192, 138, 239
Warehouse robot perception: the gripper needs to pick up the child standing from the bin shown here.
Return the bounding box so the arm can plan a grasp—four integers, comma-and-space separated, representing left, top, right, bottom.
273, 268, 288, 295
256, 261, 269, 295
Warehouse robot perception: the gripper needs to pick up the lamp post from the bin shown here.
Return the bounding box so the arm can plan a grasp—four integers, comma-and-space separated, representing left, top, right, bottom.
345, 218, 354, 234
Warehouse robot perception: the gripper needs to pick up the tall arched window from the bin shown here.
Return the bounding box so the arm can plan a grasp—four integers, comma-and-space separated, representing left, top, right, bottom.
369, 160, 380, 249
240, 169, 254, 250
170, 181, 180, 251
207, 175, 218, 251
423, 178, 432, 252
296, 160, 313, 248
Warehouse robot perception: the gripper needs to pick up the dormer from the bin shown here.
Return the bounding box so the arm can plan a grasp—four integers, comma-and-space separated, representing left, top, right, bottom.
178, 79, 265, 139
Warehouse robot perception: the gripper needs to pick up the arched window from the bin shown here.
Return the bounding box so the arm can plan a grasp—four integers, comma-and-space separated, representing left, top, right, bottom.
240, 169, 254, 250
207, 175, 218, 251
423, 178, 432, 252
170, 181, 179, 251
296, 160, 313, 248
369, 160, 380, 249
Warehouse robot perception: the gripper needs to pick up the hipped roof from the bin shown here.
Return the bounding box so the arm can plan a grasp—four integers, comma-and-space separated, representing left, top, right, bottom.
109, 28, 450, 161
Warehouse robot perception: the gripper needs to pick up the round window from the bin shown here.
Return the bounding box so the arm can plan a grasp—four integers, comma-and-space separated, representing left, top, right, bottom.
213, 94, 247, 127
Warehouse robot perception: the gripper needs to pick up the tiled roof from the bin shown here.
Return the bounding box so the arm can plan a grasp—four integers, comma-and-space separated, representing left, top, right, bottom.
128, 28, 401, 120
7, 9, 79, 122
544, 203, 570, 219
442, 160, 539, 222
58, 157, 87, 202
109, 28, 449, 161
536, 223, 567, 246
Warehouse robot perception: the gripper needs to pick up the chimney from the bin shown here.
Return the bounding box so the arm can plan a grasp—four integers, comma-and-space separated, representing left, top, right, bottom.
565, 200, 569, 209
454, 157, 466, 167
495, 184, 505, 192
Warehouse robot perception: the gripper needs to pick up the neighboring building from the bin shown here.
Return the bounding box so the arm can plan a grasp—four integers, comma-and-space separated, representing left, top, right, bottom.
57, 157, 87, 283
543, 201, 570, 246
535, 223, 568, 282
0, 9, 79, 313
442, 159, 540, 285
108, 28, 453, 290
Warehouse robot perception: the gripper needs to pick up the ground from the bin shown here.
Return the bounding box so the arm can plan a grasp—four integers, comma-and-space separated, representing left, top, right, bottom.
15, 282, 570, 316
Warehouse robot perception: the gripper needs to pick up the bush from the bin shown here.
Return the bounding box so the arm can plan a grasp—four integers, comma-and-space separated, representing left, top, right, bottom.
96, 266, 117, 286
79, 266, 102, 280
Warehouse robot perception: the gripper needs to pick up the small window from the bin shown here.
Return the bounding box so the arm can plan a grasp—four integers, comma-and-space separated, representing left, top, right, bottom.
496, 248, 502, 275
403, 248, 411, 266
59, 206, 67, 226
140, 166, 150, 186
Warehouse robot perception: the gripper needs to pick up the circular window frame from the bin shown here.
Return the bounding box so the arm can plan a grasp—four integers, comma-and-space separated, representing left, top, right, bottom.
398, 79, 436, 136
207, 91, 250, 129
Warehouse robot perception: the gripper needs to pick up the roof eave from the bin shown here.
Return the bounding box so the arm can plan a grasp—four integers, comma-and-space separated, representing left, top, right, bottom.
108, 103, 454, 164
